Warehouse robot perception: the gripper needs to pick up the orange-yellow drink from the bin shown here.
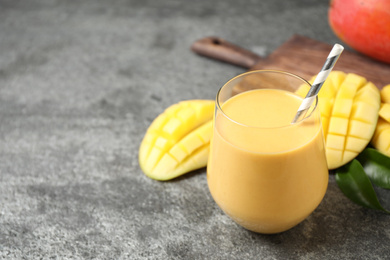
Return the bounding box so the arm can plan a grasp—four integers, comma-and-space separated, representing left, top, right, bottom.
207, 71, 328, 234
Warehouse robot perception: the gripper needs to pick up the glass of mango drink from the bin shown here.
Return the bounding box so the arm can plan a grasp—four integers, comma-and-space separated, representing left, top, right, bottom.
207, 70, 329, 234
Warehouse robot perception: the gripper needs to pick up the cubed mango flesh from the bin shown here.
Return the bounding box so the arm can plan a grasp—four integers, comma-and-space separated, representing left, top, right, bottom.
296, 71, 380, 169
380, 84, 390, 103
139, 100, 214, 180
372, 85, 390, 157
379, 102, 390, 124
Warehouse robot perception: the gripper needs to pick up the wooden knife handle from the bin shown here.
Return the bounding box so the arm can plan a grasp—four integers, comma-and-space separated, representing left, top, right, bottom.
191, 36, 263, 69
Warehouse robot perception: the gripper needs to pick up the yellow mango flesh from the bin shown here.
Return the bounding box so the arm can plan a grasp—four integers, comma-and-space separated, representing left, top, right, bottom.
381, 84, 390, 103
379, 103, 390, 123
296, 71, 380, 169
372, 84, 390, 156
139, 100, 214, 180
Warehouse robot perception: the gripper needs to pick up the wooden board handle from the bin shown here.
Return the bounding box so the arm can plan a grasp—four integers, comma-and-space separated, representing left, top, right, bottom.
191, 36, 263, 69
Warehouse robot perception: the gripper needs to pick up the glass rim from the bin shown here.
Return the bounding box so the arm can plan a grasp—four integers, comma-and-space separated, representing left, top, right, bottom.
216, 70, 318, 129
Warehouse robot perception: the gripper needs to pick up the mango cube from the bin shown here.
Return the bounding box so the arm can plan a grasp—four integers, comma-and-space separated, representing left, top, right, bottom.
372, 85, 390, 157
328, 71, 346, 87
328, 117, 348, 135
379, 103, 390, 123
380, 84, 390, 103
372, 122, 390, 155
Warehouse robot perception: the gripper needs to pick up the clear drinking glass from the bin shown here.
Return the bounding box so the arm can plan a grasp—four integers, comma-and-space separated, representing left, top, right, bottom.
207, 70, 328, 234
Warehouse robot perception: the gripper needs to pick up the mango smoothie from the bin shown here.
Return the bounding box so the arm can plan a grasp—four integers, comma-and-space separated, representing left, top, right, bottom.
207, 86, 329, 234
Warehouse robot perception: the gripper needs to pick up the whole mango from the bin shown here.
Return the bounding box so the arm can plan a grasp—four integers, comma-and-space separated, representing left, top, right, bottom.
328, 0, 390, 64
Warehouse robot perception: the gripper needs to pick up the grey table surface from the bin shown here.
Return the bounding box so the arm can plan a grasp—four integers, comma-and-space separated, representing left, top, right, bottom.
1, 0, 390, 259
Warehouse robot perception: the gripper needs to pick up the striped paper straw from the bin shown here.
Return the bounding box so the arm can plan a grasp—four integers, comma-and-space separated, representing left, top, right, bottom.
292, 43, 344, 124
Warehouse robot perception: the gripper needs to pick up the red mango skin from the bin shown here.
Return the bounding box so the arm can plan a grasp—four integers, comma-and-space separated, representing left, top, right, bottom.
328, 0, 390, 64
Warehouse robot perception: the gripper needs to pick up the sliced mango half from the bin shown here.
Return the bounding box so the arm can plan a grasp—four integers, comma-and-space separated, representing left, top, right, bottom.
139, 100, 214, 180
296, 71, 380, 169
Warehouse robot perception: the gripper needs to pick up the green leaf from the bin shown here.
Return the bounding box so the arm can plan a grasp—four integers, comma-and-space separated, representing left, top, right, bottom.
335, 159, 390, 214
357, 148, 390, 189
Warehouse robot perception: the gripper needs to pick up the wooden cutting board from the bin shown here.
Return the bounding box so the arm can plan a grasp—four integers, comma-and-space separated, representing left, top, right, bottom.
191, 35, 390, 93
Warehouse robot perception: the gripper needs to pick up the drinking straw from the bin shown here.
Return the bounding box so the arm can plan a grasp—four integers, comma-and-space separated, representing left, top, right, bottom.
292, 44, 344, 123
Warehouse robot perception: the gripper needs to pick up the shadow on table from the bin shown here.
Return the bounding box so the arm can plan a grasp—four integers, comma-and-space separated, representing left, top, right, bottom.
235, 178, 390, 258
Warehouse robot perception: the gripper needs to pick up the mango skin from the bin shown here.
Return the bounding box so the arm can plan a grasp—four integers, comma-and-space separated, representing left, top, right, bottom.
328, 0, 390, 64
139, 100, 214, 181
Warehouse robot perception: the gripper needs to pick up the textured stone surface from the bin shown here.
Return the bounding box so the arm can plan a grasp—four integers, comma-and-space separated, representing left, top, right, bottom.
1, 0, 389, 259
